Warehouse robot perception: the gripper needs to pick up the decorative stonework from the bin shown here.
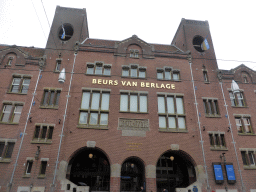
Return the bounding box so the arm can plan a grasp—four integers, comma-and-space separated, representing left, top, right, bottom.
171, 144, 179, 150
118, 118, 149, 131
87, 141, 96, 148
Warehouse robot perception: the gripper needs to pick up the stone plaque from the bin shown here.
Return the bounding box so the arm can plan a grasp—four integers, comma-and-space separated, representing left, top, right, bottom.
87, 141, 96, 148
171, 144, 179, 150
118, 118, 149, 131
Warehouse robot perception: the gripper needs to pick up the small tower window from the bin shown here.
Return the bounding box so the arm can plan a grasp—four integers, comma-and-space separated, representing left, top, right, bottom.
55, 60, 61, 71
7, 57, 13, 66
203, 71, 209, 82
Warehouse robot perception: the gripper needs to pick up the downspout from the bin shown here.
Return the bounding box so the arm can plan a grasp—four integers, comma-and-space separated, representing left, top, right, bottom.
188, 55, 210, 191
51, 52, 77, 189
219, 82, 245, 192
8, 69, 42, 191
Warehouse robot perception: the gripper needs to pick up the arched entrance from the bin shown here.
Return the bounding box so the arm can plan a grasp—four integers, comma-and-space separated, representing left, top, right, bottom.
66, 147, 110, 191
156, 150, 196, 192
121, 157, 145, 192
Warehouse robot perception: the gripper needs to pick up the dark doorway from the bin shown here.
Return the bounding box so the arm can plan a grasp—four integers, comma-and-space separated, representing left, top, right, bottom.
121, 157, 145, 192
67, 148, 110, 192
156, 151, 196, 192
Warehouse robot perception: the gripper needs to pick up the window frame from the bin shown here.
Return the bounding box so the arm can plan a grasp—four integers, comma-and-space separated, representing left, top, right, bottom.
0, 102, 24, 124
208, 132, 227, 151
234, 115, 254, 135
8, 75, 31, 94
202, 98, 220, 117
240, 149, 256, 169
38, 158, 49, 178
0, 139, 16, 163
40, 88, 61, 109
203, 70, 209, 83
55, 58, 62, 72
130, 49, 139, 58
31, 124, 55, 144
157, 93, 186, 132
157, 67, 180, 81
78, 88, 111, 129
86, 62, 112, 76
120, 91, 148, 113
122, 64, 147, 79
228, 90, 246, 107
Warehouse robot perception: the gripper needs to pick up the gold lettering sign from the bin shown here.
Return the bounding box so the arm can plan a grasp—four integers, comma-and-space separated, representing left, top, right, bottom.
126, 143, 142, 151
92, 79, 175, 89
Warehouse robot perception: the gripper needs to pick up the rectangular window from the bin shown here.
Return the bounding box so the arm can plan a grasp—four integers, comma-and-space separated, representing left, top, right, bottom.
130, 49, 139, 58
39, 161, 47, 175
235, 116, 253, 134
55, 59, 61, 71
25, 160, 33, 175
32, 124, 54, 143
229, 91, 246, 107
7, 57, 13, 65
0, 104, 23, 123
86, 63, 111, 76
157, 94, 185, 131
79, 90, 110, 127
203, 99, 220, 117
122, 65, 146, 78
10, 77, 31, 94
240, 150, 256, 168
0, 142, 15, 159
203, 71, 209, 82
209, 133, 226, 150
41, 89, 61, 108
120, 92, 147, 113
157, 68, 180, 81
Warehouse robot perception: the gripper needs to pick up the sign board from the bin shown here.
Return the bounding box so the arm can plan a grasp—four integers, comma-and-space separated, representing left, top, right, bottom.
212, 163, 224, 184
225, 163, 236, 184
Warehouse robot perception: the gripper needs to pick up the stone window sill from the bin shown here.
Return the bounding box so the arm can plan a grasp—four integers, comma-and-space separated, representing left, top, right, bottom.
0, 158, 11, 163
39, 105, 59, 110
30, 140, 52, 144
0, 121, 19, 125
210, 147, 228, 151
205, 114, 221, 118
37, 174, 46, 179
238, 133, 256, 136
77, 124, 108, 130
243, 165, 256, 170
6, 92, 28, 95
22, 174, 31, 178
158, 128, 188, 133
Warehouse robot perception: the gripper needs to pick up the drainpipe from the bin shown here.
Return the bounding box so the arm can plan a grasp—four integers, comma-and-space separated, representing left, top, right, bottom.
8, 69, 42, 192
51, 52, 77, 191
188, 55, 210, 191
219, 82, 245, 192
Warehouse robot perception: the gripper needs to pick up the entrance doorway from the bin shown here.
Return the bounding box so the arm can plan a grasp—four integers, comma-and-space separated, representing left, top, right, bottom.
121, 157, 145, 192
156, 151, 196, 192
67, 147, 110, 191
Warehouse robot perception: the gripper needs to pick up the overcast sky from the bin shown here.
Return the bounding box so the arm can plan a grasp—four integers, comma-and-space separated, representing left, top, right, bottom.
0, 0, 255, 70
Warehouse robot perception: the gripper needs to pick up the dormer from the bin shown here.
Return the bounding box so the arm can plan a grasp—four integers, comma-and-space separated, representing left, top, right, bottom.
114, 35, 154, 59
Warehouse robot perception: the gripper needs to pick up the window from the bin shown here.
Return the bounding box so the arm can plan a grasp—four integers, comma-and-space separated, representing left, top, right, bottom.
157, 67, 180, 81
130, 49, 139, 58
0, 103, 23, 124
25, 160, 33, 175
229, 91, 246, 107
120, 91, 147, 113
55, 59, 62, 71
157, 93, 186, 131
203, 70, 209, 82
86, 62, 112, 76
240, 149, 256, 168
9, 76, 31, 94
0, 141, 15, 161
41, 88, 61, 109
39, 160, 48, 176
209, 132, 227, 150
235, 116, 253, 134
32, 124, 54, 144
7, 57, 13, 66
122, 65, 146, 78
203, 98, 220, 117
79, 89, 110, 128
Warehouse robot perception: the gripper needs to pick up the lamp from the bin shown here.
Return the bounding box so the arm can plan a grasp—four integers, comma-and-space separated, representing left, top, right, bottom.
29, 117, 32, 123
35, 146, 41, 160
170, 156, 174, 161
89, 153, 93, 158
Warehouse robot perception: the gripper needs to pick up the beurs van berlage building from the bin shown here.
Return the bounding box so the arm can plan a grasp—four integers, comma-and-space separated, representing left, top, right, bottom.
0, 6, 255, 192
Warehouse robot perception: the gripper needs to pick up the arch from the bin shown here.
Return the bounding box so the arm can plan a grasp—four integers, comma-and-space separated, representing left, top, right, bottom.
156, 150, 196, 192
120, 156, 145, 192
66, 147, 110, 191
2, 52, 17, 66
241, 71, 251, 83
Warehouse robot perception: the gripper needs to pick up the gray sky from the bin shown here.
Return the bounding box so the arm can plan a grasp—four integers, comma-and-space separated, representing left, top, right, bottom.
0, 0, 255, 70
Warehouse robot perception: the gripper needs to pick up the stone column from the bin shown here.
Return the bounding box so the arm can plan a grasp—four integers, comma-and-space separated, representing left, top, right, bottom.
110, 164, 121, 192
146, 165, 156, 192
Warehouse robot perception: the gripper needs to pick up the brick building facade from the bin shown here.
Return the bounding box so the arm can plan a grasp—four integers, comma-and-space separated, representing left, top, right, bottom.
0, 6, 255, 192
